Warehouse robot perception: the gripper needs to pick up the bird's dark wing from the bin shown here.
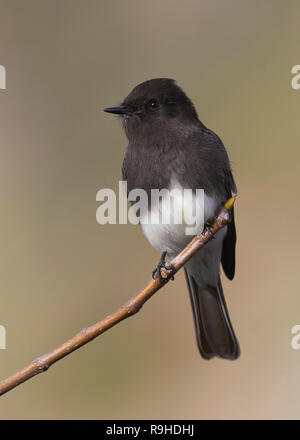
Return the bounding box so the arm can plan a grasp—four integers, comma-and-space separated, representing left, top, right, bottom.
186, 127, 237, 280
221, 169, 237, 280
180, 127, 237, 280
221, 204, 236, 280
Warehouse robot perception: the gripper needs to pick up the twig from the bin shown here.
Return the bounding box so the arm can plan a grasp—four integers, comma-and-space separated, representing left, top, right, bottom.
0, 197, 235, 396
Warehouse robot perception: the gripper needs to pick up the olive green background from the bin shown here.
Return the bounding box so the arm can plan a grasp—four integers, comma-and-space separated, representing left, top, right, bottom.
0, 0, 300, 419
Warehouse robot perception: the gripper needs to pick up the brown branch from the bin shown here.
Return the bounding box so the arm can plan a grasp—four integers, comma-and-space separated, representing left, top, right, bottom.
0, 197, 235, 397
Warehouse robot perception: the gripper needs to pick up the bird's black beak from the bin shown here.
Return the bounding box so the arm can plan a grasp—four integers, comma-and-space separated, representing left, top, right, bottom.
103, 105, 132, 115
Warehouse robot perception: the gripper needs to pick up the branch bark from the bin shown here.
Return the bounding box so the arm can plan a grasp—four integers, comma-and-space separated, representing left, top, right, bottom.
0, 197, 235, 397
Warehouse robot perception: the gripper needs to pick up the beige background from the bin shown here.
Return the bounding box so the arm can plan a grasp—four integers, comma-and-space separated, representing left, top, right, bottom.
0, 0, 300, 419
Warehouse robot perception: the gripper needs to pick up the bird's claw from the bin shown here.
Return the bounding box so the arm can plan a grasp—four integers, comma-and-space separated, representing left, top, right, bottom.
152, 251, 175, 284
203, 223, 216, 240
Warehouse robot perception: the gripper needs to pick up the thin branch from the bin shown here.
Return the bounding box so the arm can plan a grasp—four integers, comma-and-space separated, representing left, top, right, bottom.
0, 197, 235, 397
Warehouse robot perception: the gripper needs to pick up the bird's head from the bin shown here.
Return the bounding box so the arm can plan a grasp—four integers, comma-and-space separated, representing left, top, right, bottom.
104, 78, 199, 138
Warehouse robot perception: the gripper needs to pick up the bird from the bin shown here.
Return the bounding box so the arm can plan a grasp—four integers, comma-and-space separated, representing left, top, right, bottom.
104, 78, 240, 360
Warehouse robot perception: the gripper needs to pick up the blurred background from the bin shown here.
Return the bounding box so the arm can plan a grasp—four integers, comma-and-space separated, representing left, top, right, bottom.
0, 0, 299, 419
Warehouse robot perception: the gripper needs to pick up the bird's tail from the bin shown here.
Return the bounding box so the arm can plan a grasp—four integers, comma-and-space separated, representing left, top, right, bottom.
185, 269, 240, 360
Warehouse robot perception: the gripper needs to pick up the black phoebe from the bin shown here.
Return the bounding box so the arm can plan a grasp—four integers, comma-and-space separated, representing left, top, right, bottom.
104, 78, 239, 360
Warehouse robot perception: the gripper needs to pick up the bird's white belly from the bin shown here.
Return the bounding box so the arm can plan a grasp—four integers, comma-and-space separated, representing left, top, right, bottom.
140, 181, 219, 257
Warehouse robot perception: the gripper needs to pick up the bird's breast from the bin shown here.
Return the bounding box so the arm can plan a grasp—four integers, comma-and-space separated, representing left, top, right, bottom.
140, 179, 219, 257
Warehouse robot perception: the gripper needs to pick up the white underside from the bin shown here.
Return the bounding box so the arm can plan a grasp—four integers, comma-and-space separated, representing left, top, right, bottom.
140, 180, 222, 258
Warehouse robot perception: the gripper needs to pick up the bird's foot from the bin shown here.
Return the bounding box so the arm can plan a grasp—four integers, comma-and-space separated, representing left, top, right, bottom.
203, 222, 216, 240
152, 251, 175, 284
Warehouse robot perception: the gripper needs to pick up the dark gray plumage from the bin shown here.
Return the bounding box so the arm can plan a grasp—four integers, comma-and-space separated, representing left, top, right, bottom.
104, 78, 240, 360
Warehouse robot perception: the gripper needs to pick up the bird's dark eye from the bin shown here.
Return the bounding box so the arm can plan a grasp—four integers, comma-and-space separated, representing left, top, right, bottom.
146, 99, 160, 111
